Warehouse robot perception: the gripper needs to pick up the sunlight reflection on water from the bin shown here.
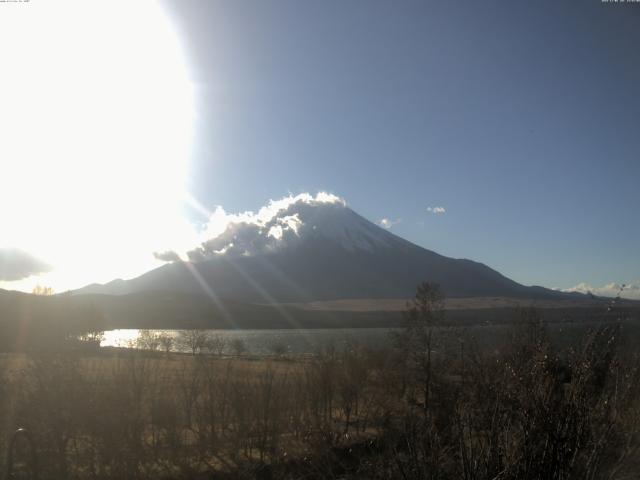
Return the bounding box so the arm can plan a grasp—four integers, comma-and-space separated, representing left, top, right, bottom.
100, 328, 398, 355
102, 329, 142, 348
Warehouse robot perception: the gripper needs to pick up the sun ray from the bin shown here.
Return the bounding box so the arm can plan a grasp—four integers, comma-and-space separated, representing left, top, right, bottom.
220, 256, 305, 330
179, 262, 237, 329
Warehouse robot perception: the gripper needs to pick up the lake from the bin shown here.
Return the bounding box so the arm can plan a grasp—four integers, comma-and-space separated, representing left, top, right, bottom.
101, 320, 639, 356
101, 328, 399, 355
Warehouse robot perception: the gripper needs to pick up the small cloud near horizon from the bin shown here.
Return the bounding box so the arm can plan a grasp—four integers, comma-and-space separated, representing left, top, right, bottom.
378, 218, 401, 229
561, 280, 640, 300
0, 248, 52, 281
427, 206, 446, 214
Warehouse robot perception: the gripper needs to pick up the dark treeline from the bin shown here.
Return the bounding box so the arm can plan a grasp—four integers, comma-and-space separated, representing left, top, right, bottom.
0, 292, 106, 352
1, 283, 640, 479
2, 287, 639, 353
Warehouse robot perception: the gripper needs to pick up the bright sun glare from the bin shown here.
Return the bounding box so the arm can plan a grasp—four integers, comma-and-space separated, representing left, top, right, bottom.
0, 1, 197, 291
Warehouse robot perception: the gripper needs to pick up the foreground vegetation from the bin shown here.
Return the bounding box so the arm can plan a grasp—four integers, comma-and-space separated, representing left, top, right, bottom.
1, 285, 640, 479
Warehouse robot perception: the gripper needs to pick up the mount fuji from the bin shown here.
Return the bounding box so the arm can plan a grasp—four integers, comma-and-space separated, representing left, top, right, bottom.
76, 194, 572, 304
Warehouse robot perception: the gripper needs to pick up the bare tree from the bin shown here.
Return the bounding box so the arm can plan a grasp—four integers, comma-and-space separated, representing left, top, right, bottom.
32, 285, 55, 296
178, 330, 208, 355
78, 330, 105, 348
158, 333, 174, 354
397, 282, 445, 415
136, 331, 160, 351
231, 338, 247, 357
204, 334, 227, 356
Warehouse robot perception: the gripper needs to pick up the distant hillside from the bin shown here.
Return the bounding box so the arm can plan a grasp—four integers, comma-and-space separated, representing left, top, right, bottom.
2, 288, 637, 338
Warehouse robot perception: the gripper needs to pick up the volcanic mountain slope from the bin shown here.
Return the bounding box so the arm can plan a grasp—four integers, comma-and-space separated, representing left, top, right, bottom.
76, 195, 576, 303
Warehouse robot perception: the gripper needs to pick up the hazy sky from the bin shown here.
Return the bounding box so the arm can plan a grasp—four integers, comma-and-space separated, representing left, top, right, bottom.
0, 0, 638, 294
162, 0, 639, 289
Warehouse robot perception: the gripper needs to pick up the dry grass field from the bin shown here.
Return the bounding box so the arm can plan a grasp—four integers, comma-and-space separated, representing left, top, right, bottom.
3, 305, 640, 479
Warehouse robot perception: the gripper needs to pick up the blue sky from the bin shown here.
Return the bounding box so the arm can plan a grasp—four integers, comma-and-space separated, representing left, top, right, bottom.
0, 0, 637, 295
162, 0, 639, 290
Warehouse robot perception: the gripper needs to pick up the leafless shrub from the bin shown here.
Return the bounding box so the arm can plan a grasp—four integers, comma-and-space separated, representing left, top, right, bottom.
231, 338, 247, 357
136, 330, 160, 352
178, 329, 209, 355
157, 333, 174, 354
269, 342, 288, 358
203, 333, 227, 356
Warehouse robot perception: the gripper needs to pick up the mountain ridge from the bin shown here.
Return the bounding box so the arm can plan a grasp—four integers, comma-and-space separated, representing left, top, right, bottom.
74, 199, 578, 303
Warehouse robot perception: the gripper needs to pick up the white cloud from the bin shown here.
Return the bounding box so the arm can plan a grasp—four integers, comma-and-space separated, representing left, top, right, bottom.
377, 218, 401, 229
562, 281, 640, 300
267, 215, 302, 240
180, 192, 347, 261
427, 206, 446, 214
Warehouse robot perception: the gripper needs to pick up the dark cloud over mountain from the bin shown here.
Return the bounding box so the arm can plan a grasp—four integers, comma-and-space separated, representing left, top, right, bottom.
153, 250, 182, 263
0, 248, 51, 281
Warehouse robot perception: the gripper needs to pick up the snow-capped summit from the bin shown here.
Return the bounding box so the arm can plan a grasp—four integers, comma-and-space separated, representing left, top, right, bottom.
186, 193, 394, 260
289, 202, 395, 252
